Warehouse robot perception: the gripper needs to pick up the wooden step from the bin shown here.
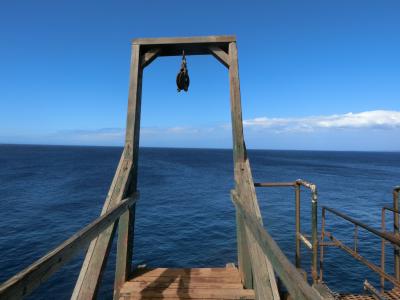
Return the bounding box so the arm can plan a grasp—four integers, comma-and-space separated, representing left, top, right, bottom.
119, 267, 255, 300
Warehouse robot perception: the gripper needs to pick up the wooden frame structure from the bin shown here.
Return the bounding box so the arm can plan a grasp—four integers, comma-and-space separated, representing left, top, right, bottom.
0, 35, 326, 300
72, 34, 281, 300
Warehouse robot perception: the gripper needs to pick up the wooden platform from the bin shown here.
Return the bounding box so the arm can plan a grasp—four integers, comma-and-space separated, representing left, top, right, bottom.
118, 266, 255, 300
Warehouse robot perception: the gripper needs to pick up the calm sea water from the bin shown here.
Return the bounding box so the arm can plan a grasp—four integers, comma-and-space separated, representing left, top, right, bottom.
0, 145, 399, 299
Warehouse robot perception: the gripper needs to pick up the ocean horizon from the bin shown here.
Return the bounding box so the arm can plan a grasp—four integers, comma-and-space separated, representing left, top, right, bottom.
1, 143, 399, 153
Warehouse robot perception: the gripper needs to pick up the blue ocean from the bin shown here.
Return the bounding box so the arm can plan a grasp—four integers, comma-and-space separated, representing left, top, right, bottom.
0, 145, 399, 299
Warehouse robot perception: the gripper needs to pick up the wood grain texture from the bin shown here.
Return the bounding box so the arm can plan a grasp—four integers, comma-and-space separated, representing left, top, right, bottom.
228, 41, 279, 300
119, 267, 255, 300
72, 158, 133, 300
236, 209, 253, 287
208, 46, 230, 68
114, 43, 143, 299
140, 48, 161, 69
0, 194, 138, 300
232, 191, 323, 300
132, 35, 236, 45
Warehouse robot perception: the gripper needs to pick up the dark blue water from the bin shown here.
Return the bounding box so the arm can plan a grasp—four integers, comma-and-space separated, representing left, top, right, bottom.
0, 145, 399, 299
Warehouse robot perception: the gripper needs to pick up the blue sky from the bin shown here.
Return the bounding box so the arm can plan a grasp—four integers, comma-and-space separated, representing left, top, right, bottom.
0, 1, 399, 150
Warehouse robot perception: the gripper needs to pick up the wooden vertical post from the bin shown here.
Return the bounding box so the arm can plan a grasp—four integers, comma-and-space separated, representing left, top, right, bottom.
228, 42, 279, 299
114, 43, 143, 299
236, 209, 253, 288
72, 43, 143, 300
229, 41, 252, 288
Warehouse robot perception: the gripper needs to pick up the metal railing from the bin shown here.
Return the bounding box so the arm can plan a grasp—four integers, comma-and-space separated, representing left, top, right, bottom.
381, 205, 400, 289
320, 187, 400, 292
254, 179, 319, 283
381, 186, 400, 290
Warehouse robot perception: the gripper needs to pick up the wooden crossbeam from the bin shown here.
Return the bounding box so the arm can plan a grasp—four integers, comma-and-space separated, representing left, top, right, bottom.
140, 48, 161, 69
133, 35, 236, 45
209, 46, 230, 68
132, 35, 235, 57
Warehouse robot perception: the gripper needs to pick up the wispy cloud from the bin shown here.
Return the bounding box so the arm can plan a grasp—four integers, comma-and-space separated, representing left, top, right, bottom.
2, 110, 399, 150
243, 110, 400, 132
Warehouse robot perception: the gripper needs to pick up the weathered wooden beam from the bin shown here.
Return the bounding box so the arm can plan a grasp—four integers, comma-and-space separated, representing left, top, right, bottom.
231, 190, 323, 300
140, 48, 161, 69
0, 194, 138, 300
236, 160, 279, 300
72, 158, 133, 300
125, 44, 143, 147
208, 46, 230, 68
236, 209, 253, 288
228, 41, 279, 300
133, 35, 236, 45
228, 42, 245, 164
114, 43, 143, 299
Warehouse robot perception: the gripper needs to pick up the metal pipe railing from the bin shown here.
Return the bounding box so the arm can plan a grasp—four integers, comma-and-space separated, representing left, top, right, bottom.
254, 179, 319, 283
254, 182, 296, 187
364, 280, 387, 300
393, 187, 400, 280
323, 206, 400, 246
320, 204, 400, 291
296, 179, 318, 282
381, 202, 400, 289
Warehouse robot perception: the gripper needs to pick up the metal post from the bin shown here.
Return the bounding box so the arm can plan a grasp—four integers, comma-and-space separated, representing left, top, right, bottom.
311, 187, 318, 283
381, 207, 386, 291
354, 225, 358, 253
295, 184, 301, 268
319, 208, 326, 281
394, 188, 400, 280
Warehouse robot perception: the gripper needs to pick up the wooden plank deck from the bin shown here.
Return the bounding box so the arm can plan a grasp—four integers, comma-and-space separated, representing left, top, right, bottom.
118, 266, 255, 300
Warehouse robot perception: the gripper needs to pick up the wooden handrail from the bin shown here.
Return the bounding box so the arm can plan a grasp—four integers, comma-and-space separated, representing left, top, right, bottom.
0, 193, 139, 300
231, 190, 323, 300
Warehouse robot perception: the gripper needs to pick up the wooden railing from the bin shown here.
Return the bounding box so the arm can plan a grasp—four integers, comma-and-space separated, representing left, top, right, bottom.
0, 193, 138, 300
231, 190, 323, 300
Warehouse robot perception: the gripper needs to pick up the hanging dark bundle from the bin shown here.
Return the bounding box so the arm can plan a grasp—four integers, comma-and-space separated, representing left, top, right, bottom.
176, 51, 190, 92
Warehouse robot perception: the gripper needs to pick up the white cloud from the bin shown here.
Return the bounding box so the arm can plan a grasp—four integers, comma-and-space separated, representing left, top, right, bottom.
243, 110, 400, 132
3, 110, 398, 150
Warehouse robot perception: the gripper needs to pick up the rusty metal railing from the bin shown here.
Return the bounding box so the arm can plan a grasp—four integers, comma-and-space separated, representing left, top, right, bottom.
380, 186, 400, 290
381, 205, 400, 290
254, 179, 319, 283
393, 186, 400, 279
320, 187, 400, 292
